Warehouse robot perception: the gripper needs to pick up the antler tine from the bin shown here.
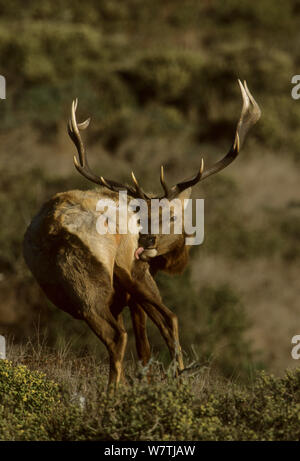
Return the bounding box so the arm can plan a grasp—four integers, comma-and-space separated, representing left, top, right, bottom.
77, 117, 91, 130
160, 166, 170, 197
244, 80, 261, 125
68, 99, 102, 185
69, 99, 91, 167
234, 78, 251, 150
131, 172, 149, 199
199, 79, 261, 182
200, 157, 204, 174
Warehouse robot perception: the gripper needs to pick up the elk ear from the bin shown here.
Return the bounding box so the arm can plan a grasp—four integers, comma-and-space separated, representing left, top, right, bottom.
177, 187, 191, 209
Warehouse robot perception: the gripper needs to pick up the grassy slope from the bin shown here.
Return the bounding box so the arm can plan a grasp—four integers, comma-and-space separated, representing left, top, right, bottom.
0, 343, 299, 441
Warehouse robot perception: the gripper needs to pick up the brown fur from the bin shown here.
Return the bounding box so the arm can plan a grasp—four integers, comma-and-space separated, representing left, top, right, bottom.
149, 237, 190, 275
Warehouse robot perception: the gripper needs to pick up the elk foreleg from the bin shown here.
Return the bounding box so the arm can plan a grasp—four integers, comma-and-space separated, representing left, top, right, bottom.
84, 307, 128, 391
137, 299, 184, 374
116, 266, 184, 374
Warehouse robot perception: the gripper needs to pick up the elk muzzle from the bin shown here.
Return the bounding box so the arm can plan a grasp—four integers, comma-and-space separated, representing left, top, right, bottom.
135, 235, 158, 260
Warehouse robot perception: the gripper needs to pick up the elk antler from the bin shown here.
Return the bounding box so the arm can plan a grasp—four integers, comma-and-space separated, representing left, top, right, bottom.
158, 80, 261, 199
68, 99, 150, 199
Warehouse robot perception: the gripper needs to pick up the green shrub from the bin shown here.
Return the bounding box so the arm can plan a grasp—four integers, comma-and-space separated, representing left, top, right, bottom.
97, 380, 196, 441
0, 360, 61, 440
1, 356, 299, 440
124, 52, 204, 106
198, 369, 300, 441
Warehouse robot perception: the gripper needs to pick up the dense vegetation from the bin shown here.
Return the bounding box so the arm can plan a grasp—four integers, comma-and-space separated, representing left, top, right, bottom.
0, 349, 299, 441
0, 2, 299, 440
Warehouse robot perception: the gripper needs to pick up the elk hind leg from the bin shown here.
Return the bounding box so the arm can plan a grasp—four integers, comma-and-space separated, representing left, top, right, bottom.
85, 307, 128, 391
109, 291, 129, 384
129, 301, 151, 367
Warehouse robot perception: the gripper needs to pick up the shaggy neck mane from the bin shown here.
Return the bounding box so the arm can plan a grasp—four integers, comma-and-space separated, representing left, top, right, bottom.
149, 239, 190, 275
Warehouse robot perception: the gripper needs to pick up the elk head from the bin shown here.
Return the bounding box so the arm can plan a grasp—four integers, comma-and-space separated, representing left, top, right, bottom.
68, 80, 261, 262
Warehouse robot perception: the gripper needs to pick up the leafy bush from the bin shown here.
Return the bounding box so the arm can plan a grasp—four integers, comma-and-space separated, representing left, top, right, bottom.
0, 355, 299, 440
0, 360, 61, 440
196, 369, 300, 441
40, 367, 300, 441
